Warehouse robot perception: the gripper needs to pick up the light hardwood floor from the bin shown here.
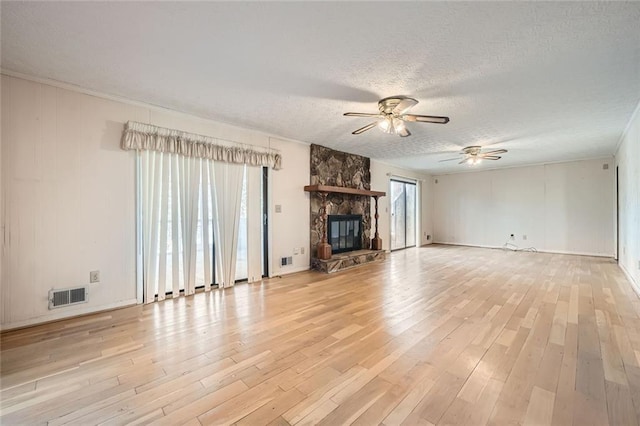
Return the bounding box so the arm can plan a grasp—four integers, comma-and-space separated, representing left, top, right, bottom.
2, 245, 640, 425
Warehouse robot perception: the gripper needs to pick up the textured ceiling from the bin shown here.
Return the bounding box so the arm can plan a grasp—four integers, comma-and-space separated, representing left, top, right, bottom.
2, 2, 639, 173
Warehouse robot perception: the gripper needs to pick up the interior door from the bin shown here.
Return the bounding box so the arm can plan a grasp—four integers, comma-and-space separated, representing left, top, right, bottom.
390, 180, 417, 250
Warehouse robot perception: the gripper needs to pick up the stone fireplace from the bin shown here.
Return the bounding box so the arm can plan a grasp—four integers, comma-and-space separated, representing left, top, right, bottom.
309, 144, 371, 255
306, 144, 386, 273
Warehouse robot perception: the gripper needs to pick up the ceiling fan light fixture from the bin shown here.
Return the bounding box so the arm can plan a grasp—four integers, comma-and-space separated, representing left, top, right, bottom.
377, 116, 406, 135
467, 157, 481, 166
378, 116, 391, 133
392, 117, 405, 133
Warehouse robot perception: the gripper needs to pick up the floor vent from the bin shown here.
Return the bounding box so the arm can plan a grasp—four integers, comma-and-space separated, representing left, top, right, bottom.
49, 287, 88, 309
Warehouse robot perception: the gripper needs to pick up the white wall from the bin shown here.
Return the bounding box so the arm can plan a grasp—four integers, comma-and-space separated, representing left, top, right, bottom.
0, 75, 310, 329
1, 77, 142, 329
433, 158, 615, 256
616, 103, 640, 291
370, 161, 433, 250
268, 138, 310, 275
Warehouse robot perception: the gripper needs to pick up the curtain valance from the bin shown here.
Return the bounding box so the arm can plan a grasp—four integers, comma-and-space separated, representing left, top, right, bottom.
121, 121, 282, 170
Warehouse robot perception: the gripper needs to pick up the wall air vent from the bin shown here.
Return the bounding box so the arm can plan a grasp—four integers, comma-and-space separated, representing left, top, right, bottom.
281, 257, 293, 266
49, 287, 88, 309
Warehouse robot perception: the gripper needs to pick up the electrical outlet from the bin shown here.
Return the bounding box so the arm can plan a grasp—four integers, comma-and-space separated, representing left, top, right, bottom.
301, 247, 305, 255
275, 204, 282, 213
523, 235, 527, 240
294, 247, 300, 255
90, 270, 100, 283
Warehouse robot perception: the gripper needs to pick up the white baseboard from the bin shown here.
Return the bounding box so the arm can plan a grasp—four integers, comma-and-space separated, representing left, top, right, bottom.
620, 263, 640, 299
432, 241, 614, 258
270, 266, 310, 277
0, 298, 138, 332
433, 241, 498, 250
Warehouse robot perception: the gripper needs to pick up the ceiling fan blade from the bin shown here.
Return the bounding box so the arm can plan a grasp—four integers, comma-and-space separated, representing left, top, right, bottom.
402, 114, 450, 124
480, 155, 502, 160
352, 122, 378, 135
392, 98, 419, 115
344, 112, 381, 118
482, 149, 508, 155
398, 127, 411, 137
438, 157, 462, 162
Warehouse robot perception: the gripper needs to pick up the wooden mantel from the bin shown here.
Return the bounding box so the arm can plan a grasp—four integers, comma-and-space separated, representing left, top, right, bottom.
304, 185, 386, 198
304, 184, 386, 259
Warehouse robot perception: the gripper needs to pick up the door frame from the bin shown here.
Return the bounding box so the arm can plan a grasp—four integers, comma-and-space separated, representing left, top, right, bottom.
389, 178, 418, 251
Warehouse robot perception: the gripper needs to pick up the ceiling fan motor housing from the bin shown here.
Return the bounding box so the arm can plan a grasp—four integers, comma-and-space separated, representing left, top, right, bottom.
462, 146, 482, 156
378, 96, 418, 115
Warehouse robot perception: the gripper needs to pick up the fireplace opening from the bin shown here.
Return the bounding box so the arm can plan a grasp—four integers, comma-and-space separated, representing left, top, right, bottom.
328, 214, 362, 254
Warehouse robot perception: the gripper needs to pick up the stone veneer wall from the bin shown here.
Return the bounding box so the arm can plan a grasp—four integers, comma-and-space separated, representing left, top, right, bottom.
310, 144, 371, 258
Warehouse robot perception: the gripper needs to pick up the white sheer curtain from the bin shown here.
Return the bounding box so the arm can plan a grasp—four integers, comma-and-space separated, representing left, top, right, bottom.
141, 151, 255, 303
142, 152, 211, 302
213, 163, 245, 288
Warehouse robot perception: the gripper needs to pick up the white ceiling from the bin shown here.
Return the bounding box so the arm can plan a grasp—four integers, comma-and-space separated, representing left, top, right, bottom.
2, 2, 639, 173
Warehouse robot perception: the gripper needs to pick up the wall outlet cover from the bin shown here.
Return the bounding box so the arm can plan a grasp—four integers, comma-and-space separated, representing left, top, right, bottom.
90, 270, 100, 283
275, 204, 282, 213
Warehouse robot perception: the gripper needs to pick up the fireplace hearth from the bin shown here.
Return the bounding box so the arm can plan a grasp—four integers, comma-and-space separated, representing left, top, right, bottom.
328, 214, 362, 254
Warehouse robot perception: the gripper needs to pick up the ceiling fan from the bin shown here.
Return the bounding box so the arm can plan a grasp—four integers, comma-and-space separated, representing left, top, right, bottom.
344, 96, 449, 137
439, 146, 508, 165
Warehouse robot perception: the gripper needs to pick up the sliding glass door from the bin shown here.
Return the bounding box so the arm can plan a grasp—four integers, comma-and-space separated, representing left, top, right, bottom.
390, 179, 417, 251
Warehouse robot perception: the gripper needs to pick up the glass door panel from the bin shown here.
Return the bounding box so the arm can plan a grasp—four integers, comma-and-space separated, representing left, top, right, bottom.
390, 179, 417, 250
390, 181, 405, 250
405, 183, 416, 247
